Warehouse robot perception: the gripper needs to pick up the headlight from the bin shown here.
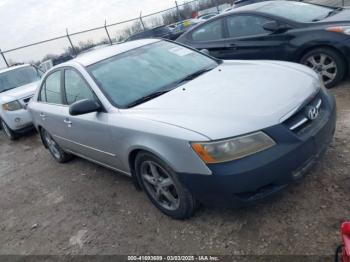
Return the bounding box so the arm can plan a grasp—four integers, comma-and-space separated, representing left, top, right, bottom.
191, 131, 276, 164
326, 26, 350, 35
2, 100, 23, 111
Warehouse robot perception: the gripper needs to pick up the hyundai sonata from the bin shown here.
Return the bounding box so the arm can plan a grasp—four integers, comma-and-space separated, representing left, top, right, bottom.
28, 39, 336, 219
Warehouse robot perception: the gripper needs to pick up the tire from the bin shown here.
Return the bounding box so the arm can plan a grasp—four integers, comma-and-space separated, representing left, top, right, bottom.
300, 47, 346, 88
135, 152, 197, 219
40, 128, 72, 163
1, 119, 17, 140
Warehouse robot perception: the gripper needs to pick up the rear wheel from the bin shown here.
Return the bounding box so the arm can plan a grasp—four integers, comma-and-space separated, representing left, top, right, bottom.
135, 152, 197, 219
40, 128, 72, 163
1, 120, 17, 140
301, 47, 346, 88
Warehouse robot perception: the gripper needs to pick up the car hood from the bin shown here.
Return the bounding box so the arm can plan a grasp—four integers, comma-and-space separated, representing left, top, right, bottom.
0, 81, 39, 104
121, 60, 319, 140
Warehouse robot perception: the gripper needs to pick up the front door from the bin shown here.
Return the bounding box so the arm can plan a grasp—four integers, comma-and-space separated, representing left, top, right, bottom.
189, 18, 229, 59
222, 14, 291, 60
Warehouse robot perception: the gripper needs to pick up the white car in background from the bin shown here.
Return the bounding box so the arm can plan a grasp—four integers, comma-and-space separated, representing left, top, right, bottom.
0, 64, 41, 140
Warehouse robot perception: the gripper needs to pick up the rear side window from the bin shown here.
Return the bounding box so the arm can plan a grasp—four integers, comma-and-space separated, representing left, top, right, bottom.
226, 15, 272, 38
191, 19, 223, 42
39, 71, 62, 104
64, 70, 95, 105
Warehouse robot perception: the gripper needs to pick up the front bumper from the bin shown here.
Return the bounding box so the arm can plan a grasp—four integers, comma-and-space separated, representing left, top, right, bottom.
178, 91, 336, 207
1, 109, 33, 131
336, 38, 350, 74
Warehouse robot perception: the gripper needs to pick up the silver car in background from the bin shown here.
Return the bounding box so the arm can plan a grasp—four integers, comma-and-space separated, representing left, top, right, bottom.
28, 39, 336, 219
0, 64, 41, 140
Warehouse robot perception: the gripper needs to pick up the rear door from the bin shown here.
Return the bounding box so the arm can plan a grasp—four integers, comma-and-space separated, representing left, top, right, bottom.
222, 14, 292, 60
186, 18, 228, 59
60, 68, 120, 168
32, 69, 72, 149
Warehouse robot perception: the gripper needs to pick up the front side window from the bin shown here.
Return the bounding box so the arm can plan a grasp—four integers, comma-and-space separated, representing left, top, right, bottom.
259, 2, 333, 23
191, 19, 223, 42
64, 70, 95, 105
40, 71, 62, 104
88, 41, 218, 108
0, 66, 40, 93
226, 15, 272, 38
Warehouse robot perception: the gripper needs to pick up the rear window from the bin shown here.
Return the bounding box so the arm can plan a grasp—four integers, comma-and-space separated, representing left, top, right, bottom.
259, 2, 333, 23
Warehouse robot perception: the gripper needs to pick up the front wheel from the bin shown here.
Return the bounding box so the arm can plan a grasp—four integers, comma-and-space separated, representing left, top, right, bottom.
300, 47, 346, 88
135, 152, 197, 219
40, 128, 72, 163
1, 120, 17, 140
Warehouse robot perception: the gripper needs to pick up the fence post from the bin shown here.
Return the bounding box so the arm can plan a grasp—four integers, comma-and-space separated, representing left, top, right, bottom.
104, 20, 113, 44
175, 1, 181, 21
66, 29, 77, 56
0, 49, 9, 67
139, 12, 146, 31
213, 0, 220, 13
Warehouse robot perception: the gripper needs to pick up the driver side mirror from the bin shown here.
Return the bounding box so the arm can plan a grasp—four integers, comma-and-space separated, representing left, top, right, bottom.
263, 21, 291, 33
69, 99, 102, 116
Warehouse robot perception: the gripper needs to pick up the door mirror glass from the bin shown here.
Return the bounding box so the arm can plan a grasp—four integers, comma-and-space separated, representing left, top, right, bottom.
69, 99, 101, 116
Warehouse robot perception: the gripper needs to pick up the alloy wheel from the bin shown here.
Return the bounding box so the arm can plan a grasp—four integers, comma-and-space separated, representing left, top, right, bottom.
304, 53, 337, 86
43, 130, 61, 160
140, 161, 180, 211
1, 121, 12, 138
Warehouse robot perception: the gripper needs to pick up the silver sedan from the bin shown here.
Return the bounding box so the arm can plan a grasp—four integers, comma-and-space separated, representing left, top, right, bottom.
29, 39, 336, 219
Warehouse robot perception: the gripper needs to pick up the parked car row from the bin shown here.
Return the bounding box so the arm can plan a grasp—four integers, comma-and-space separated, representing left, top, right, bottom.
0, 0, 346, 219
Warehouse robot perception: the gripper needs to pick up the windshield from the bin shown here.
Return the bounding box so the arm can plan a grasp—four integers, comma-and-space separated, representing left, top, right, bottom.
88, 41, 218, 108
259, 2, 334, 23
0, 66, 40, 93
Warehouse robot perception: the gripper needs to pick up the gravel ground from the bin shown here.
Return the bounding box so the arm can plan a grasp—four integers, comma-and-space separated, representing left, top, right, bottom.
0, 81, 349, 256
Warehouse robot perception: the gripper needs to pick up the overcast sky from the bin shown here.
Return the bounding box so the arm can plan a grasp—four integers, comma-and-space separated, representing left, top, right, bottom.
0, 0, 185, 68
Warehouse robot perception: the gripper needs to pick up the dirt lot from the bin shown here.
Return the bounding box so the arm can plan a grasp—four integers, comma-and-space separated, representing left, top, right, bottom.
0, 82, 349, 256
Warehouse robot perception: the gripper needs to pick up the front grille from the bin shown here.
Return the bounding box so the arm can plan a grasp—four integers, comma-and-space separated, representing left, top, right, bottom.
283, 91, 324, 134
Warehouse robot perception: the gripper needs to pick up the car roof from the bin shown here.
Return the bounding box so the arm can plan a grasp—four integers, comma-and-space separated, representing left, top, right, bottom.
0, 64, 31, 74
73, 39, 160, 67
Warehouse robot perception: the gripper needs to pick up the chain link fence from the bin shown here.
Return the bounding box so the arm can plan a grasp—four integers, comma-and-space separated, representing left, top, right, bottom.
0, 0, 232, 68
0, 0, 348, 69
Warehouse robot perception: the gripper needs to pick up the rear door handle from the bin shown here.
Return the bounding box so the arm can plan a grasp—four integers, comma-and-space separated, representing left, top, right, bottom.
40, 113, 46, 120
64, 119, 72, 126
226, 43, 237, 49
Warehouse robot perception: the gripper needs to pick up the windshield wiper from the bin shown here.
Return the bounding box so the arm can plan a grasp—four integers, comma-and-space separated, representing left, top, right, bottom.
312, 7, 343, 21
126, 67, 215, 108
126, 89, 172, 108
175, 67, 215, 85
